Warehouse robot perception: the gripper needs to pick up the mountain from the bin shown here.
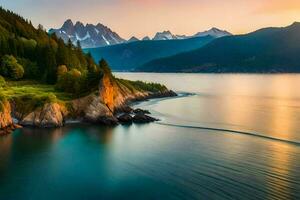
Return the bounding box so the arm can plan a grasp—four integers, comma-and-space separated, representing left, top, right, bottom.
85, 35, 215, 71
128, 36, 140, 43
153, 31, 179, 40
49, 19, 125, 48
151, 28, 231, 41
50, 20, 231, 46
194, 27, 232, 38
140, 23, 300, 73
142, 36, 151, 41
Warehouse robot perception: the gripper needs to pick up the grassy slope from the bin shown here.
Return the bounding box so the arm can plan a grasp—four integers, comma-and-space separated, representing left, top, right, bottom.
3, 81, 73, 101
1, 79, 168, 110
0, 81, 69, 116
116, 78, 167, 93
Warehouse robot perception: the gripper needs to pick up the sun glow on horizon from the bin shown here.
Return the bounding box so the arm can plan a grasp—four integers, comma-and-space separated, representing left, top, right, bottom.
0, 0, 300, 39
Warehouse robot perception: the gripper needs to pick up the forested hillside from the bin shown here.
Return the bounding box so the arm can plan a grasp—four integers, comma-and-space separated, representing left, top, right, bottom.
0, 7, 103, 95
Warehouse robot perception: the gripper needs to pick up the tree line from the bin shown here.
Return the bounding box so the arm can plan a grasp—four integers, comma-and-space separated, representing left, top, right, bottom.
0, 7, 108, 95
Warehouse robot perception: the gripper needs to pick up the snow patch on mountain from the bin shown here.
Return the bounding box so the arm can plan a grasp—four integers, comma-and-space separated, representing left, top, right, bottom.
49, 20, 232, 47
194, 28, 232, 38
49, 19, 125, 48
153, 31, 178, 40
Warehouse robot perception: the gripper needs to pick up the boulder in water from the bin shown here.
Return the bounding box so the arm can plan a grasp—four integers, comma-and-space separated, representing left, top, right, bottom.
133, 108, 151, 115
97, 116, 119, 126
117, 113, 133, 124
133, 113, 158, 123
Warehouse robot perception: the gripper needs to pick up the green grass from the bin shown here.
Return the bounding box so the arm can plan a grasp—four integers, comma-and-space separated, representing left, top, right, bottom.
1, 81, 75, 116
0, 92, 6, 112
3, 81, 74, 101
116, 78, 167, 93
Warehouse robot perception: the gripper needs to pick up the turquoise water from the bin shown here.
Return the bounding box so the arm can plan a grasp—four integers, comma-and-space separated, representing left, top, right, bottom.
1, 73, 300, 199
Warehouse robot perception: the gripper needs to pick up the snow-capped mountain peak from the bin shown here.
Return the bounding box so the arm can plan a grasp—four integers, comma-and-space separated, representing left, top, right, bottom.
194, 28, 232, 38
49, 20, 126, 48
49, 20, 232, 47
153, 31, 179, 40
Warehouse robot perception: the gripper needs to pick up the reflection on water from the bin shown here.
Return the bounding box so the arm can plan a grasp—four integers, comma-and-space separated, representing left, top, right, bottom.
0, 73, 300, 199
116, 73, 300, 143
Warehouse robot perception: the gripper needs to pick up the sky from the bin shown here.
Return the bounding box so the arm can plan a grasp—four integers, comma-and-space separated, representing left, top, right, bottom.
1, 0, 300, 39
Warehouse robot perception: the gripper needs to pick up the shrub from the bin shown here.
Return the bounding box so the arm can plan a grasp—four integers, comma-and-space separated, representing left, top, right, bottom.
0, 75, 6, 87
17, 58, 39, 79
56, 69, 101, 96
0, 55, 24, 80
56, 69, 84, 94
0, 90, 6, 111
57, 65, 68, 76
117, 78, 167, 93
99, 59, 111, 75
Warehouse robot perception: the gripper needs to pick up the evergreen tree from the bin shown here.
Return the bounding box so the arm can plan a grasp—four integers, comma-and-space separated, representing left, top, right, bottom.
99, 58, 111, 74
43, 45, 57, 83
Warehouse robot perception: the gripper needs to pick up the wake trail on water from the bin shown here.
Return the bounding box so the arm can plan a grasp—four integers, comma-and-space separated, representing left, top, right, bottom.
137, 92, 300, 146
156, 122, 300, 146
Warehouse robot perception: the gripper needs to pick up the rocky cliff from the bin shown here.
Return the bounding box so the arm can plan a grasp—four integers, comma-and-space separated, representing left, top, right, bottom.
19, 103, 67, 128
98, 73, 148, 111
0, 99, 20, 135
2, 73, 176, 129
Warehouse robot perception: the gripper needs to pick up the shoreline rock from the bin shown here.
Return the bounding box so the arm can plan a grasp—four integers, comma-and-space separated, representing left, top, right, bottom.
18, 103, 66, 128
0, 124, 22, 136
133, 108, 151, 115
117, 113, 133, 124
133, 113, 158, 123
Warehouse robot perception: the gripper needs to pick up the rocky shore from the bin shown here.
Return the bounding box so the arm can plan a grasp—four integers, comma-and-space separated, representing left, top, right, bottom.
0, 73, 176, 133
0, 100, 22, 135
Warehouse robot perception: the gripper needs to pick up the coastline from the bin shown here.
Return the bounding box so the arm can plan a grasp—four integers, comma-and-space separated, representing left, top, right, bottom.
0, 86, 177, 135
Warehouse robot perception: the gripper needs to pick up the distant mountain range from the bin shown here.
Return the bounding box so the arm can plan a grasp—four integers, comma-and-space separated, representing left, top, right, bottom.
85, 36, 215, 71
151, 28, 231, 41
50, 20, 231, 48
139, 22, 300, 73
125, 28, 231, 42
49, 19, 126, 48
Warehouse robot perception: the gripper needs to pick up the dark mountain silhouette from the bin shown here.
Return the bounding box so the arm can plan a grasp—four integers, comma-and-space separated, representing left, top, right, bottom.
85, 36, 214, 71
140, 23, 300, 73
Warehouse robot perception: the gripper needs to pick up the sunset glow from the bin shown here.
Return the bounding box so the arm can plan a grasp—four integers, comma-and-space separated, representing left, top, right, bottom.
0, 0, 299, 39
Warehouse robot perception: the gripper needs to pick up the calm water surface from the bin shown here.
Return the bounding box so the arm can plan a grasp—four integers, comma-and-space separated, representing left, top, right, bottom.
1, 73, 300, 199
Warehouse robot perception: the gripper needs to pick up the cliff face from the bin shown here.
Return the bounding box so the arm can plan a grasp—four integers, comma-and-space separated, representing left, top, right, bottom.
19, 103, 67, 128
0, 100, 19, 135
98, 73, 149, 111
0, 100, 13, 129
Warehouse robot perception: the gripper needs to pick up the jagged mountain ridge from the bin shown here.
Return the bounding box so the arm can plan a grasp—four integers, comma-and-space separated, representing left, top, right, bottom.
49, 19, 126, 48
151, 28, 231, 41
50, 20, 231, 47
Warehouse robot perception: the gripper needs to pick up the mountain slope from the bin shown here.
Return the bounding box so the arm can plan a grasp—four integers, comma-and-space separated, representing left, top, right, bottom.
140, 23, 300, 73
194, 28, 232, 38
49, 20, 125, 48
85, 35, 215, 71
153, 31, 179, 40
